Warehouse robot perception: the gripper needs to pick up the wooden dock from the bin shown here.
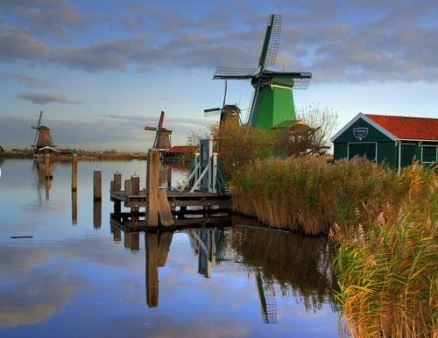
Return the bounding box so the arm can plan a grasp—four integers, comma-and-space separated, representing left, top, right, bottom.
110, 211, 231, 232
110, 190, 231, 209
109, 148, 231, 229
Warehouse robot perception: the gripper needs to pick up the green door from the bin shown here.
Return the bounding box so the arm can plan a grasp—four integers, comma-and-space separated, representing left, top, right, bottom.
348, 143, 376, 161
401, 144, 417, 167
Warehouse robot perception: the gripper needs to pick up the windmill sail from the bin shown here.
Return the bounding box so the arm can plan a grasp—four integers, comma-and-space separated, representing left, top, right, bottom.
211, 14, 312, 129
259, 14, 282, 69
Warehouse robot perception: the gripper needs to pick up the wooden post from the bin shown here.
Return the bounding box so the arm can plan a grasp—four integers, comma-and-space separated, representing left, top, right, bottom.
113, 172, 121, 191
93, 169, 102, 201
93, 201, 101, 228
124, 179, 132, 196
72, 191, 77, 224
147, 150, 160, 226
167, 166, 172, 190
44, 153, 52, 180
113, 172, 122, 214
71, 154, 78, 192
131, 175, 140, 214
147, 149, 174, 227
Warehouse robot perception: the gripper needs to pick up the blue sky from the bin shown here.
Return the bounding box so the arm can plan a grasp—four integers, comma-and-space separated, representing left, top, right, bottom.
1, 0, 437, 150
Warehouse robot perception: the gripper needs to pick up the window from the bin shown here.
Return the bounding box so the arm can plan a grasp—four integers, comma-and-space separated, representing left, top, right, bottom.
422, 146, 437, 163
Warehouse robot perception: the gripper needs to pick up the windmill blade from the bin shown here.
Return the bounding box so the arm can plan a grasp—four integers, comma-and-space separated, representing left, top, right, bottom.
204, 108, 222, 116
263, 71, 312, 79
144, 126, 158, 131
246, 85, 260, 126
158, 110, 165, 129
270, 77, 311, 89
265, 14, 282, 68
222, 80, 227, 108
37, 111, 43, 128
258, 14, 282, 70
31, 110, 43, 146
213, 66, 259, 79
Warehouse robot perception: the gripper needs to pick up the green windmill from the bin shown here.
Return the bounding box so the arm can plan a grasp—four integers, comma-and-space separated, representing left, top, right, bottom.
213, 14, 312, 129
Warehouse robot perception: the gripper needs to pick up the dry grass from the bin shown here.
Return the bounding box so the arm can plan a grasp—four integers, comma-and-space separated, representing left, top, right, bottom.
230, 157, 438, 336
334, 165, 438, 337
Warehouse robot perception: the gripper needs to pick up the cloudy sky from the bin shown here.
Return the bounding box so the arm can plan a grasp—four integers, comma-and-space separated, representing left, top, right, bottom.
1, 0, 437, 150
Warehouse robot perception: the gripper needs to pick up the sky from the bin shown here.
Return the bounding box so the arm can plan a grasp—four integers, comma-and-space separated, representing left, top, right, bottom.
0, 0, 437, 151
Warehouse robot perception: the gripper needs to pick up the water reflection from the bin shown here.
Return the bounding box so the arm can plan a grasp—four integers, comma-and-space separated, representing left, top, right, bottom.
110, 217, 340, 323
71, 191, 77, 224
145, 231, 173, 307
33, 159, 54, 201
229, 223, 340, 313
0, 159, 341, 337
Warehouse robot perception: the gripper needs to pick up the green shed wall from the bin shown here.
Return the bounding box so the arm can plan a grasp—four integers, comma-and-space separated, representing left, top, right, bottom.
334, 117, 438, 169
333, 118, 397, 168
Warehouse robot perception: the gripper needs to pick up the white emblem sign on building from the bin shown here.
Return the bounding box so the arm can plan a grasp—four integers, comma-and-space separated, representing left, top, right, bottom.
353, 127, 369, 141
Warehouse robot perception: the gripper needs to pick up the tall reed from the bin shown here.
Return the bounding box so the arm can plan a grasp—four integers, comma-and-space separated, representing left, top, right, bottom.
334, 165, 438, 337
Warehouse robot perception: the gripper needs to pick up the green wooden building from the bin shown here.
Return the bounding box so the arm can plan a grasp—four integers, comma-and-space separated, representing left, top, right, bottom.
331, 113, 438, 171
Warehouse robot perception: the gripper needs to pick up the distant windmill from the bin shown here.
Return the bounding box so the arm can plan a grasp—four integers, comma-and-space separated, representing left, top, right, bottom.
213, 14, 312, 129
31, 111, 56, 153
144, 111, 172, 150
204, 81, 242, 127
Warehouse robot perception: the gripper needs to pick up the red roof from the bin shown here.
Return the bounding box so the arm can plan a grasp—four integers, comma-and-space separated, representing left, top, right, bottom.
366, 114, 438, 141
167, 146, 198, 154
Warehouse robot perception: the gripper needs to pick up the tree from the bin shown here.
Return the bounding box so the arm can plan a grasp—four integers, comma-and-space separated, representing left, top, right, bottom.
295, 103, 339, 155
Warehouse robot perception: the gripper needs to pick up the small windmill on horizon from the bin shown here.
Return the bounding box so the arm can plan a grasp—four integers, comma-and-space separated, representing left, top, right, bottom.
212, 14, 312, 129
144, 111, 172, 150
31, 111, 57, 154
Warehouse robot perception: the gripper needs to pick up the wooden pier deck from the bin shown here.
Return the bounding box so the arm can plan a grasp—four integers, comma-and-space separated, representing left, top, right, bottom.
110, 211, 231, 232
110, 189, 231, 209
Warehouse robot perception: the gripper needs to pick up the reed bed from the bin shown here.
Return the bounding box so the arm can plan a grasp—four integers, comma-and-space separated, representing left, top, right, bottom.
231, 157, 410, 236
334, 165, 438, 337
220, 125, 437, 336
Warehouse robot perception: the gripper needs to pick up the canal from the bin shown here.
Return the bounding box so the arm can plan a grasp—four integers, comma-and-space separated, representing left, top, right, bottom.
0, 159, 342, 337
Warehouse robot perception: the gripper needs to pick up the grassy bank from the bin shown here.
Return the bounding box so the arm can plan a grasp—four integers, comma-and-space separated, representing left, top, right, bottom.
227, 152, 438, 336
231, 157, 414, 236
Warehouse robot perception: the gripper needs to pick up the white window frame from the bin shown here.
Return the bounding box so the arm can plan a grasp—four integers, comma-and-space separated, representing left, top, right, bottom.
347, 142, 378, 161
421, 145, 438, 164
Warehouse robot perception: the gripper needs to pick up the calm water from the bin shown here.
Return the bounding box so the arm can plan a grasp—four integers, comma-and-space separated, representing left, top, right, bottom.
0, 159, 342, 338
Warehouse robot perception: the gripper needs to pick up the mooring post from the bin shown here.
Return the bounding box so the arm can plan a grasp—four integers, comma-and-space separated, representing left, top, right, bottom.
147, 149, 160, 226
113, 172, 121, 191
147, 149, 174, 226
72, 191, 77, 225
113, 172, 122, 214
167, 166, 172, 190
131, 175, 140, 214
93, 169, 102, 201
71, 154, 78, 192
44, 153, 52, 180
